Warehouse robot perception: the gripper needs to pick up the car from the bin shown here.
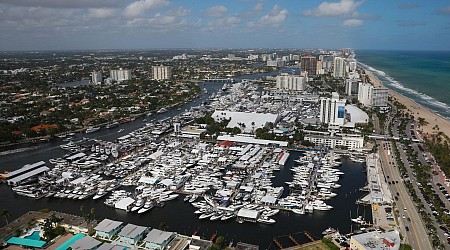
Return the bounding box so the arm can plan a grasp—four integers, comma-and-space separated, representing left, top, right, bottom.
402, 214, 406, 219
404, 207, 407, 211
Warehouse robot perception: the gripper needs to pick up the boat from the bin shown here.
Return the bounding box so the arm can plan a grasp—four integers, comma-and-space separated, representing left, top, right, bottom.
189, 194, 199, 203
137, 201, 155, 214
117, 129, 124, 133
131, 199, 145, 212
257, 216, 276, 224
106, 122, 119, 129
157, 108, 168, 114
292, 208, 305, 215
351, 216, 366, 224
199, 211, 215, 219
221, 213, 236, 221
210, 212, 224, 221
159, 194, 179, 202
322, 227, 337, 235
85, 127, 100, 133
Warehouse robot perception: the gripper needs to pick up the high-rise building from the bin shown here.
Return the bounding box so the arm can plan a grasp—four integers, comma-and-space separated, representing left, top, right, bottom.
345, 79, 360, 96
91, 71, 102, 84
372, 87, 389, 107
333, 57, 345, 78
358, 83, 373, 107
152, 66, 173, 80
320, 92, 347, 126
275, 73, 306, 91
110, 69, 131, 82
301, 56, 317, 76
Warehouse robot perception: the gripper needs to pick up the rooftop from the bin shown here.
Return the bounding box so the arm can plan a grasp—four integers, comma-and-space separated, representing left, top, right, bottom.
94, 219, 123, 233
119, 223, 147, 238
145, 229, 175, 244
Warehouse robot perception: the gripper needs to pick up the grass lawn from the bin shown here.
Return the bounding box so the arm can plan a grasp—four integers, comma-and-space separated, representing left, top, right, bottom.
293, 241, 333, 250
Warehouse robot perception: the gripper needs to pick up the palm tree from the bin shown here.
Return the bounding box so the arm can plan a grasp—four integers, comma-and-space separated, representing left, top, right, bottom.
1, 209, 10, 225
90, 208, 96, 222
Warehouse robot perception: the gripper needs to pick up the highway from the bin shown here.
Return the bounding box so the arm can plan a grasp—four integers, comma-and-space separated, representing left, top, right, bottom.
374, 106, 434, 249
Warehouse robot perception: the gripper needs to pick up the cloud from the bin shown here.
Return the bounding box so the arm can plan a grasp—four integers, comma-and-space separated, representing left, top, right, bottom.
304, 0, 363, 18
0, 0, 118, 9
166, 7, 190, 17
437, 6, 450, 16
209, 16, 241, 27
252, 2, 263, 13
257, 5, 288, 27
342, 19, 363, 27
395, 20, 427, 27
204, 5, 228, 18
87, 8, 116, 19
398, 3, 419, 10
124, 0, 169, 18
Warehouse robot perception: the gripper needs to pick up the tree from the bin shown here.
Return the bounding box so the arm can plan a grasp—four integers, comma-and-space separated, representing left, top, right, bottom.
1, 209, 10, 225
90, 208, 96, 222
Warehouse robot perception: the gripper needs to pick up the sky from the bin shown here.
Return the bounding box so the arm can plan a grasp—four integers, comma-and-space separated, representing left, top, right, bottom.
1, 0, 450, 51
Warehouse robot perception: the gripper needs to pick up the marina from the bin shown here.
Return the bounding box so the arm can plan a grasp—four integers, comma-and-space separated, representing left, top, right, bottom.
0, 80, 372, 248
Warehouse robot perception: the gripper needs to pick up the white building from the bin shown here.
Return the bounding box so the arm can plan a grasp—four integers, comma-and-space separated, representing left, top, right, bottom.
358, 83, 373, 107
358, 83, 389, 107
350, 230, 400, 250
94, 219, 124, 239
110, 69, 131, 82
152, 66, 173, 80
91, 71, 102, 84
275, 73, 306, 91
333, 57, 345, 78
372, 87, 389, 107
144, 229, 176, 250
319, 92, 347, 126
345, 79, 360, 96
117, 224, 148, 245
304, 133, 364, 149
211, 111, 280, 133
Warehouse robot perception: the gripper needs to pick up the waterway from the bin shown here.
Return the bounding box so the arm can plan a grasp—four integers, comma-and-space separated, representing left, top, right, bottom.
0, 69, 370, 247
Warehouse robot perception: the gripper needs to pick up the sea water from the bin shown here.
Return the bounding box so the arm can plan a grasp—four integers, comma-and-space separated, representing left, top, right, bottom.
355, 50, 450, 120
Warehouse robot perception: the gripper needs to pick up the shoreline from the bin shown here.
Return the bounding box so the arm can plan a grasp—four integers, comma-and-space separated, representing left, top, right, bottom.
364, 70, 450, 139
0, 90, 202, 151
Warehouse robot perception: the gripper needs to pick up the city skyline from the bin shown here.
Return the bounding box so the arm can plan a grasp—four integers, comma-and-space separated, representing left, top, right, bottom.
1, 0, 450, 51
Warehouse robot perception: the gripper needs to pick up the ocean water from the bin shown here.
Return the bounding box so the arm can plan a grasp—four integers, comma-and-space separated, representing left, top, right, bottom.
355, 50, 450, 120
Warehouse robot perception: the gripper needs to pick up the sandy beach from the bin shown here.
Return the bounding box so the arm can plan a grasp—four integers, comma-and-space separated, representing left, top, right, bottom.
365, 70, 450, 139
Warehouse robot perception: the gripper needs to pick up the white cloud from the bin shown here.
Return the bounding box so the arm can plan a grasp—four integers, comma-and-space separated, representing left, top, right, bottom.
204, 5, 228, 18
207, 16, 241, 29
124, 0, 168, 18
342, 19, 363, 27
166, 7, 190, 17
304, 0, 363, 18
87, 8, 116, 19
258, 5, 288, 27
252, 2, 263, 13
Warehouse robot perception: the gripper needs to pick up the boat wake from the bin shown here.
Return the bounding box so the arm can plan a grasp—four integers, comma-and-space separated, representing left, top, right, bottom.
357, 61, 450, 119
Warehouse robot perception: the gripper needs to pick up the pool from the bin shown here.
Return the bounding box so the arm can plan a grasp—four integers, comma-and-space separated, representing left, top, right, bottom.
24, 231, 41, 241
55, 234, 85, 250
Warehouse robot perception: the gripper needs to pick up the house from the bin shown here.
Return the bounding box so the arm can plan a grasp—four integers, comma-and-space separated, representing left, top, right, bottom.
117, 223, 148, 245
70, 236, 102, 250
144, 229, 176, 250
94, 219, 124, 239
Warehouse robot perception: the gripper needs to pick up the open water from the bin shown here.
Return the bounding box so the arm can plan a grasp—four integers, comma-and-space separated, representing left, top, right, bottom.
356, 50, 450, 120
0, 71, 370, 247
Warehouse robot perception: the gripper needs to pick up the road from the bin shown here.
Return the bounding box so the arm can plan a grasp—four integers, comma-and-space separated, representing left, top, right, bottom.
374, 106, 434, 249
